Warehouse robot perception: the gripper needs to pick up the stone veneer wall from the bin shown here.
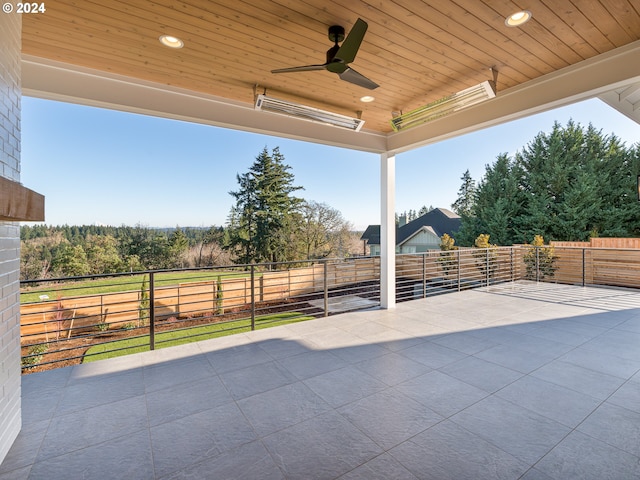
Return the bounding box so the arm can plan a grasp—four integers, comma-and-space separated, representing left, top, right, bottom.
0, 11, 23, 464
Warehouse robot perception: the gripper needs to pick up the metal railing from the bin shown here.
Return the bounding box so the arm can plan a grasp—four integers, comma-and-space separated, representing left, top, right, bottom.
19, 245, 640, 371
19, 257, 380, 370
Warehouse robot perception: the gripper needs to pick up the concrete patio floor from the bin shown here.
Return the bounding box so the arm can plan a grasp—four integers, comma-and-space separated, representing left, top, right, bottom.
2, 281, 640, 479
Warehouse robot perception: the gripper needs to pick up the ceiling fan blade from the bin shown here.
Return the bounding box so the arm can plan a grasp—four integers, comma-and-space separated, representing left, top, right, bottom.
271, 64, 326, 74
339, 67, 379, 90
334, 18, 367, 64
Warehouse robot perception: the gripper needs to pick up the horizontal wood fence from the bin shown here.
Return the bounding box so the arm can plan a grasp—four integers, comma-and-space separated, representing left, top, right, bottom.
20, 259, 380, 341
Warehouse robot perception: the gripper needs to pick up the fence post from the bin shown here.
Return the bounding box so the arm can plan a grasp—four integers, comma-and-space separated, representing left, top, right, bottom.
457, 249, 461, 291
582, 248, 586, 286
149, 272, 155, 351
486, 248, 490, 286
250, 265, 256, 330
535, 247, 540, 282
422, 254, 427, 298
510, 248, 514, 282
323, 260, 329, 317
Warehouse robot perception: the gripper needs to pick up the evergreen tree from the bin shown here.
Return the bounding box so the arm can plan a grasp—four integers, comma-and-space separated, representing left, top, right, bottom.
168, 227, 189, 268
456, 120, 640, 244
227, 147, 303, 264
418, 205, 433, 216
451, 170, 476, 217
474, 154, 526, 245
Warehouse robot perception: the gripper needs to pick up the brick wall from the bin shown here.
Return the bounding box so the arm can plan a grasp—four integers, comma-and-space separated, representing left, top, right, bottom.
0, 11, 22, 464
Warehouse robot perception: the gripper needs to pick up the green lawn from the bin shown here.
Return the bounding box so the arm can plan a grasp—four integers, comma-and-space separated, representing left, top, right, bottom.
83, 311, 313, 363
20, 270, 257, 304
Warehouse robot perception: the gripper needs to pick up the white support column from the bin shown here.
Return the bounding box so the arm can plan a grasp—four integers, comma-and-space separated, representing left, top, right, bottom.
380, 152, 396, 309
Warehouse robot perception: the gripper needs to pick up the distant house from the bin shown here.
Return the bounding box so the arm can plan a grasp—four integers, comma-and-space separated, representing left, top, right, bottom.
361, 208, 461, 255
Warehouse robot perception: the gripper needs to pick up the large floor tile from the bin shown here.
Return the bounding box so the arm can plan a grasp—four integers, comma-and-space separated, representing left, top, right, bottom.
429, 332, 498, 355
142, 356, 215, 393
496, 375, 600, 428
219, 361, 297, 400
145, 375, 233, 426
399, 341, 467, 369
277, 349, 348, 380
56, 369, 145, 414
451, 396, 571, 465
535, 430, 640, 480
558, 347, 640, 379
440, 356, 523, 393
395, 370, 488, 418
237, 382, 331, 437
0, 421, 48, 475
36, 395, 148, 462
338, 389, 443, 450
262, 410, 383, 480
577, 402, 640, 457
150, 402, 256, 478
388, 420, 529, 480
204, 342, 274, 374
30, 429, 154, 480
607, 379, 640, 413
353, 352, 432, 386
474, 344, 556, 374
163, 440, 284, 480
337, 453, 418, 480
531, 360, 625, 400
303, 365, 387, 408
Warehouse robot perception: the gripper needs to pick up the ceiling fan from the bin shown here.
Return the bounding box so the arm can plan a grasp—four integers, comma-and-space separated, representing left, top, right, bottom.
271, 18, 379, 90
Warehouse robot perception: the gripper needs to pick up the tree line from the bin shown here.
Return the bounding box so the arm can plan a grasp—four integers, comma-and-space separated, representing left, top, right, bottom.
21, 146, 362, 280
450, 120, 640, 246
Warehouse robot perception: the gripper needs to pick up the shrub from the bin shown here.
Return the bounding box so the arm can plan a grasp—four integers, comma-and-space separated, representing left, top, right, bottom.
437, 233, 458, 279
215, 275, 224, 314
138, 274, 150, 327
21, 343, 49, 370
96, 321, 109, 332
473, 234, 499, 281
524, 235, 557, 280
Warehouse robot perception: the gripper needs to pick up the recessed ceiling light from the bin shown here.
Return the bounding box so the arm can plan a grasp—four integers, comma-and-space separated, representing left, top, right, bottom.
360, 95, 375, 103
159, 34, 184, 49
505, 10, 532, 27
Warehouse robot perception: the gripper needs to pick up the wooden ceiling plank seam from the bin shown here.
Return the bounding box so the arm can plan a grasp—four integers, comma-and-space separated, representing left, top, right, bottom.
508, 0, 600, 59
23, 6, 410, 112
540, 0, 617, 53
483, 0, 592, 62
433, 0, 560, 69
275, 0, 528, 85
597, 0, 640, 41
571, 0, 635, 46
30, 0, 520, 106
250, 2, 490, 91
165, 0, 444, 96
444, 0, 571, 72
362, 0, 540, 82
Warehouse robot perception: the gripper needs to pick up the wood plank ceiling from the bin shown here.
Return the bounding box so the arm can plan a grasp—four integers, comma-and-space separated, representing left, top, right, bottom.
22, 0, 640, 134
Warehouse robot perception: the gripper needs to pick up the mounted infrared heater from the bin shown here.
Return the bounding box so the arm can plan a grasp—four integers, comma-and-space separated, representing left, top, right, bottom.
390, 80, 497, 132
255, 94, 365, 132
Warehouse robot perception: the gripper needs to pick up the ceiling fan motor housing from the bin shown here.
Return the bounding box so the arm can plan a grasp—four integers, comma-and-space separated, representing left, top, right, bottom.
328, 25, 345, 43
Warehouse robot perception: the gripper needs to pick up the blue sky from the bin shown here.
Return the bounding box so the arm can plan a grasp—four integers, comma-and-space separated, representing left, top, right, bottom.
21, 97, 639, 230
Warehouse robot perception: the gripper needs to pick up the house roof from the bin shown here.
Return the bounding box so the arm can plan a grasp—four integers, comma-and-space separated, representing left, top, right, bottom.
361, 208, 461, 246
